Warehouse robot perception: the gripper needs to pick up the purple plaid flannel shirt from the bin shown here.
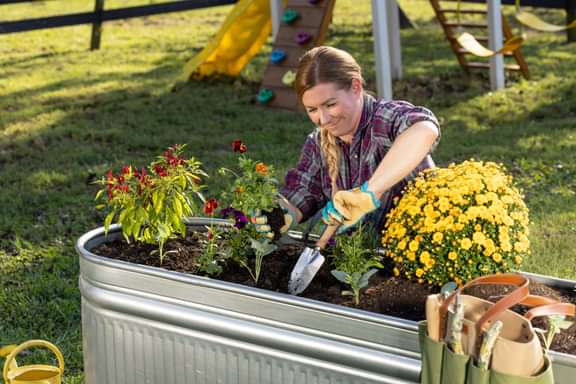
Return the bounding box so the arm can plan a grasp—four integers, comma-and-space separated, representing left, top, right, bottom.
280, 94, 440, 225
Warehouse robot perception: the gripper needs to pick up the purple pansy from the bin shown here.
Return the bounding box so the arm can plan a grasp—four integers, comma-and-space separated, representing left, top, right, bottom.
220, 207, 248, 229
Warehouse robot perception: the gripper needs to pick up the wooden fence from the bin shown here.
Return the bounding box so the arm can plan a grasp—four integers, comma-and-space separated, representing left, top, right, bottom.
0, 0, 574, 48
0, 0, 238, 49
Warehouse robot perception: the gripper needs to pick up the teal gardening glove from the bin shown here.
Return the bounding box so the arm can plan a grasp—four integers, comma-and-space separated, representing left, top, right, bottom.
322, 181, 381, 232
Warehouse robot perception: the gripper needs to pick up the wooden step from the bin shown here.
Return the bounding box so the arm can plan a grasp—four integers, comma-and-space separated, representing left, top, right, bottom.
439, 9, 488, 15
445, 22, 488, 28
448, 35, 489, 43
456, 47, 514, 56
465, 62, 522, 71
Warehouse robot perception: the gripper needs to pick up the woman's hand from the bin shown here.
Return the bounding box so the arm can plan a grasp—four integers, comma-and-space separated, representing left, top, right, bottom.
252, 207, 295, 241
321, 182, 380, 231
333, 182, 381, 230
252, 196, 301, 241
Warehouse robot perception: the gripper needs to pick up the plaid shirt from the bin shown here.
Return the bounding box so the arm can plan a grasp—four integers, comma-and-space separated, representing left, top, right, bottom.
280, 94, 440, 225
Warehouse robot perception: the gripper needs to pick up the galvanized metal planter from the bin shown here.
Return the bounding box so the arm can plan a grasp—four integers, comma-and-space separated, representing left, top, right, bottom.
76, 219, 576, 384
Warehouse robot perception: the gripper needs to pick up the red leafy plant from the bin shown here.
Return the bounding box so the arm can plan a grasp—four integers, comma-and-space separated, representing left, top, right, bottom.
95, 144, 207, 263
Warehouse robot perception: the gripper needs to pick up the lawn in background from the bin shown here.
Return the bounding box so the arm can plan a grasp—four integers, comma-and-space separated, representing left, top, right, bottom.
0, 0, 574, 381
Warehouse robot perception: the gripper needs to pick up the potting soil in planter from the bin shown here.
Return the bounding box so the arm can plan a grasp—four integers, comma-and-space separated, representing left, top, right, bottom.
93, 233, 576, 356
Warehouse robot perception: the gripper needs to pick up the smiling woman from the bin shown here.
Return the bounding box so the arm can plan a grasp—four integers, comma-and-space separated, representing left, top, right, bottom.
253, 45, 441, 241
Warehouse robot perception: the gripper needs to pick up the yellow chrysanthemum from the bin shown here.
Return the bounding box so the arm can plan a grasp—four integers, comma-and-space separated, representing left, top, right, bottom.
472, 231, 486, 245
382, 160, 530, 287
514, 241, 529, 253
460, 238, 473, 250
420, 251, 431, 264
397, 239, 407, 250
433, 232, 443, 243
438, 198, 451, 212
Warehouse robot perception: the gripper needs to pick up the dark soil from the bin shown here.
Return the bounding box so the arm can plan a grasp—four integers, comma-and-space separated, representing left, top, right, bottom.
93, 235, 576, 356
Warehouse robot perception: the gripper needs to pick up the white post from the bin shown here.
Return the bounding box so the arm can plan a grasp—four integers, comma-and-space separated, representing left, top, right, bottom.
387, 0, 402, 80
371, 0, 393, 100
487, 0, 504, 90
270, 0, 284, 41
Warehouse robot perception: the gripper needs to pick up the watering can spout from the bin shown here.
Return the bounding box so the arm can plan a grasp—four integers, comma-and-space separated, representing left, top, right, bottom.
2, 340, 64, 384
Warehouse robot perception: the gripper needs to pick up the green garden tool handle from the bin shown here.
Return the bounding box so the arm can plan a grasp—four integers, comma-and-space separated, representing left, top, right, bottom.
3, 340, 65, 383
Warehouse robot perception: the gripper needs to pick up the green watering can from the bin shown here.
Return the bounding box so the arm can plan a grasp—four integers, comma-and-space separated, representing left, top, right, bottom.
2, 340, 64, 384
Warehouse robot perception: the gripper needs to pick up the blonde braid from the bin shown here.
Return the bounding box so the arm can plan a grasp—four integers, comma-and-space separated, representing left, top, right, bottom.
320, 127, 340, 197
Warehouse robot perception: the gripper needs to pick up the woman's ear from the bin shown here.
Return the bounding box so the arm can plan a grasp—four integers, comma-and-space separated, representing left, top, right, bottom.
351, 78, 363, 96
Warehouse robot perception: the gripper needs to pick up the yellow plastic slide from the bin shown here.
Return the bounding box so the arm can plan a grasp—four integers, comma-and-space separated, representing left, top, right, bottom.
184, 0, 272, 78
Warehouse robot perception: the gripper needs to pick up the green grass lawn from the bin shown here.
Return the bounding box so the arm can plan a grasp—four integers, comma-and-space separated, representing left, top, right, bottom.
0, 0, 575, 381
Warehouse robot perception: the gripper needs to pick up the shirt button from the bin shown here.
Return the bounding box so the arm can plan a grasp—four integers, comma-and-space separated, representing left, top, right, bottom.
353, 154, 358, 159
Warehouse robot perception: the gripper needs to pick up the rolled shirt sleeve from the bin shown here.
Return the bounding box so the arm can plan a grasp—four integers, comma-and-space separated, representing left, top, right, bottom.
383, 100, 441, 154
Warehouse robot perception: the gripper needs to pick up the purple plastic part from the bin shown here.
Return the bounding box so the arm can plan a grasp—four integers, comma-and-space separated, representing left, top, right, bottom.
295, 32, 312, 45
308, 0, 321, 4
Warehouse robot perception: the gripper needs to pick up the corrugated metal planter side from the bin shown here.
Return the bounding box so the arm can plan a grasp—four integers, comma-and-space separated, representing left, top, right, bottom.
77, 219, 576, 384
78, 221, 420, 384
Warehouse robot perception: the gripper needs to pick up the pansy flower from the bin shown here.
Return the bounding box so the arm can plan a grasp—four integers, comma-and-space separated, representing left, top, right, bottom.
220, 207, 248, 229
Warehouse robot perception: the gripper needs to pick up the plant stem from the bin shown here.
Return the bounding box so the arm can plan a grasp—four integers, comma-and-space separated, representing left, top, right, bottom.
254, 254, 262, 284
238, 260, 257, 283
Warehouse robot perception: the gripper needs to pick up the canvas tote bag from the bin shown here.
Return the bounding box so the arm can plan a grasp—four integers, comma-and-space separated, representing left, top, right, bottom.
419, 273, 571, 384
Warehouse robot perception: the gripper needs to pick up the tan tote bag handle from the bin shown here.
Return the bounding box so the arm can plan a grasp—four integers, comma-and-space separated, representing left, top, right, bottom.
438, 273, 529, 339
525, 302, 576, 321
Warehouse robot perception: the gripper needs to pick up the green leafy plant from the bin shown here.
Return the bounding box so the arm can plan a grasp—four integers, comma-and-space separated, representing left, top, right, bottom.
217, 140, 279, 283
331, 223, 383, 305
218, 140, 279, 215
535, 315, 575, 352
95, 144, 207, 263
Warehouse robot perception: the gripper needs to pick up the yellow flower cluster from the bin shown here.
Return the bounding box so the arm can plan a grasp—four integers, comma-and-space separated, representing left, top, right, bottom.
383, 160, 530, 287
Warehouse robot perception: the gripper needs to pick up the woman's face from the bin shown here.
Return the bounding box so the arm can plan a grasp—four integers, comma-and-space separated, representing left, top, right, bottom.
301, 80, 363, 143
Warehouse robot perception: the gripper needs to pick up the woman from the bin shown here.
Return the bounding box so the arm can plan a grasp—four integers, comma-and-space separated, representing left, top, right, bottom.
255, 46, 440, 239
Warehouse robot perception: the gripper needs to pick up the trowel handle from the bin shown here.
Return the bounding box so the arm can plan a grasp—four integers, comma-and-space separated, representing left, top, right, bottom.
316, 224, 339, 250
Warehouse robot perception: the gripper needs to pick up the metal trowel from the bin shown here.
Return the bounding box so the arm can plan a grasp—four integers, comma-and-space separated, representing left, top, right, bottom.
288, 224, 339, 295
